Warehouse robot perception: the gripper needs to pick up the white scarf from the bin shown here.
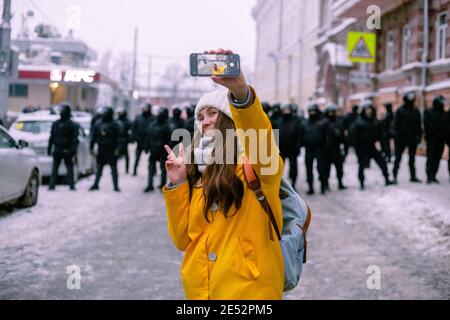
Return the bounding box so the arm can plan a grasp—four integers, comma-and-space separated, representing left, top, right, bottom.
193, 131, 245, 175
194, 134, 216, 174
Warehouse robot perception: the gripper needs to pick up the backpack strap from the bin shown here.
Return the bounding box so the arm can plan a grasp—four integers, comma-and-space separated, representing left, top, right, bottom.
297, 205, 312, 263
243, 157, 312, 263
243, 156, 281, 242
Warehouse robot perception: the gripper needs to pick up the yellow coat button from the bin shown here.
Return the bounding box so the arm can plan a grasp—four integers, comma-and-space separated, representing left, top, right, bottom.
208, 252, 217, 261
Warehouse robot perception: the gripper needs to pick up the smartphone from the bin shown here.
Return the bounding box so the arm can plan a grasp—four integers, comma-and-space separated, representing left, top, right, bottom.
190, 53, 240, 77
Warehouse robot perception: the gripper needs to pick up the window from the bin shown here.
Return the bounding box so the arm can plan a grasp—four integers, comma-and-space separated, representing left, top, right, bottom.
9, 84, 28, 97
436, 12, 448, 60
0, 129, 16, 148
385, 31, 394, 70
402, 25, 411, 65
13, 121, 53, 134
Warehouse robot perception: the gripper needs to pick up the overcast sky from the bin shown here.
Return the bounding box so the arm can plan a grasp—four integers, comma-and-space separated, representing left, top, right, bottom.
10, 0, 257, 87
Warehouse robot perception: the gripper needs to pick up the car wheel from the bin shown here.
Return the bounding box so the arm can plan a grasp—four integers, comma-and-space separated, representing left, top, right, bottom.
18, 171, 39, 208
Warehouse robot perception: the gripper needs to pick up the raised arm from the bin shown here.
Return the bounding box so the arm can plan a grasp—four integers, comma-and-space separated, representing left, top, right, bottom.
207, 49, 283, 183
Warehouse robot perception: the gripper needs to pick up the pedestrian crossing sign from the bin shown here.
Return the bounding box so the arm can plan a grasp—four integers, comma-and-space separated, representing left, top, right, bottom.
347, 32, 376, 63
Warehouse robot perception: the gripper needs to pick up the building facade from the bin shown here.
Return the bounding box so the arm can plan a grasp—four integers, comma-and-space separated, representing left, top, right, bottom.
252, 0, 322, 109
316, 0, 450, 112
8, 36, 130, 114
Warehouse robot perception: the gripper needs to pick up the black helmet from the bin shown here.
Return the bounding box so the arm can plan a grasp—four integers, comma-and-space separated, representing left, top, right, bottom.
361, 99, 374, 111
186, 104, 195, 118
281, 103, 293, 112
173, 107, 182, 117
272, 103, 281, 111
307, 104, 320, 112
291, 103, 299, 113
143, 103, 152, 114
95, 105, 109, 115
117, 108, 127, 119
59, 103, 72, 120
324, 104, 337, 114
100, 106, 114, 122
360, 100, 375, 119
403, 91, 416, 104
432, 95, 445, 110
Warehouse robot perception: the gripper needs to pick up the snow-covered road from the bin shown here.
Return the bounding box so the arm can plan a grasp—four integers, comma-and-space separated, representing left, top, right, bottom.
0, 149, 449, 299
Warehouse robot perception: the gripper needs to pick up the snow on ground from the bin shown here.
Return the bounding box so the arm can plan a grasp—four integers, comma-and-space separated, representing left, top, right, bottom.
0, 146, 449, 299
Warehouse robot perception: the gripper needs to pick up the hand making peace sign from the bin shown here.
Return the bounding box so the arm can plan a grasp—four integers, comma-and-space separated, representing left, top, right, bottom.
164, 144, 187, 185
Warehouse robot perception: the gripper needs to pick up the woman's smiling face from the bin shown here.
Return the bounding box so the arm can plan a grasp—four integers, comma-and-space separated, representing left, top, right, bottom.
198, 107, 219, 135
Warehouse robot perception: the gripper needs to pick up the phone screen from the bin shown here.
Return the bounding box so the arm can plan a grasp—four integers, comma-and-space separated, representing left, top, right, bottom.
190, 54, 240, 77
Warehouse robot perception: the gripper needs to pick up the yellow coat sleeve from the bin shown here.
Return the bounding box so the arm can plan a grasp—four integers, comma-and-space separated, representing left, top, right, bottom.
230, 86, 283, 184
162, 181, 192, 251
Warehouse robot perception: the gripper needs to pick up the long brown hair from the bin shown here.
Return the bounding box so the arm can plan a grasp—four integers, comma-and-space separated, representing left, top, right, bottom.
186, 111, 244, 222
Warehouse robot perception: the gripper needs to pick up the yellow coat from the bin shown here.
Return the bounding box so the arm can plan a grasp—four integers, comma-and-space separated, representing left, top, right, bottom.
163, 88, 284, 300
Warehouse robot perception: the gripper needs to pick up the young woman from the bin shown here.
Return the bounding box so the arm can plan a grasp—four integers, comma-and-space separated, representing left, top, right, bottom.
163, 49, 284, 300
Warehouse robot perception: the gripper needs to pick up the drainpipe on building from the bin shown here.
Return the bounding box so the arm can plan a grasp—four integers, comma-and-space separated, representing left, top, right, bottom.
333, 41, 339, 105
420, 0, 429, 116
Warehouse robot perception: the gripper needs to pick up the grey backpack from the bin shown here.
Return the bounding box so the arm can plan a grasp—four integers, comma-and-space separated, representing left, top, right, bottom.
243, 158, 312, 292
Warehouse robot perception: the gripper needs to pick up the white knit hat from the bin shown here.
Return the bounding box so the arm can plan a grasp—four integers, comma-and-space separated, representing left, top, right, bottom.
194, 89, 232, 128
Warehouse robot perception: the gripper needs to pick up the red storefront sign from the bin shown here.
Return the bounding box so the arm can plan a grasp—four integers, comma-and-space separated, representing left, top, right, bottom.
18, 69, 101, 83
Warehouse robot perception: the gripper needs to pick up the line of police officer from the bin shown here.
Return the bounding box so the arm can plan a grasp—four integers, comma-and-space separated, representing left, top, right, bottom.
47, 103, 197, 192
265, 92, 450, 194
130, 103, 195, 193
48, 93, 449, 194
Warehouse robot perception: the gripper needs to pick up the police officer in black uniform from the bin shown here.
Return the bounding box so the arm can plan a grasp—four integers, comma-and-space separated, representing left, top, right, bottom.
323, 104, 347, 190
392, 92, 423, 183
445, 106, 450, 182
144, 108, 171, 192
279, 103, 303, 189
270, 103, 282, 130
380, 103, 394, 163
343, 105, 360, 154
117, 108, 132, 174
350, 100, 395, 190
184, 104, 196, 139
90, 107, 104, 136
303, 104, 327, 195
424, 96, 446, 184
48, 104, 79, 191
168, 107, 186, 148
132, 103, 154, 176
89, 107, 121, 192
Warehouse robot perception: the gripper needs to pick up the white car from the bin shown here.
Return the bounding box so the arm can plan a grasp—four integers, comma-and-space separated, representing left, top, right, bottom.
0, 125, 40, 207
9, 112, 95, 179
